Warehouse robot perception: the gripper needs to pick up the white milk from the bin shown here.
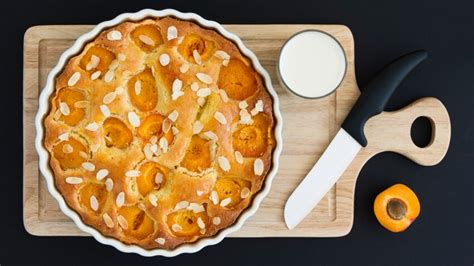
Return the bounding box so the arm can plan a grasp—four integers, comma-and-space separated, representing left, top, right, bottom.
278, 31, 346, 98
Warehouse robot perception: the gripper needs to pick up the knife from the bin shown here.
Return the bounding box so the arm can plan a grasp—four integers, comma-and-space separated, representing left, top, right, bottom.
284, 50, 428, 230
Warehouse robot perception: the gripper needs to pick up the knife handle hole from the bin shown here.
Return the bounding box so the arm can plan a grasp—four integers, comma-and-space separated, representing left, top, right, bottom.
410, 116, 433, 148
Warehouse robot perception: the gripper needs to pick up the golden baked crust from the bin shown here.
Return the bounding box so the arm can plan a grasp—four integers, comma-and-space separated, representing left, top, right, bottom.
43, 17, 275, 250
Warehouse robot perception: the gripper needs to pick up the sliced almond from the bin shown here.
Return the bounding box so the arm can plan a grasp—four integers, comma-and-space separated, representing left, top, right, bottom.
155, 238, 166, 245
86, 55, 100, 71
128, 111, 140, 127
234, 151, 243, 164
193, 49, 202, 64
168, 110, 179, 122
82, 162, 95, 171
68, 72, 80, 86
150, 136, 158, 144
134, 80, 141, 95
125, 170, 140, 177
240, 187, 251, 199
211, 191, 219, 205
143, 144, 153, 160
196, 190, 204, 196
103, 213, 114, 228
172, 126, 179, 135
90, 196, 99, 211
212, 216, 221, 225
175, 201, 189, 210
91, 70, 101, 80
58, 132, 69, 141
190, 82, 199, 91
197, 217, 206, 229
218, 90, 229, 103
203, 131, 218, 141
107, 30, 122, 41
162, 118, 172, 133
172, 223, 182, 232
217, 156, 231, 172
150, 143, 158, 154
172, 79, 183, 93
79, 151, 88, 159
159, 53, 170, 66
172, 90, 184, 101
215, 50, 230, 60
103, 91, 116, 104
220, 197, 232, 207
59, 102, 70, 116
239, 101, 248, 109
96, 169, 109, 180
159, 137, 169, 153
155, 172, 164, 184
214, 112, 227, 125
117, 215, 128, 230
180, 63, 190, 73
100, 105, 111, 117
187, 203, 205, 213
62, 143, 73, 153
196, 73, 212, 84
197, 97, 206, 107
192, 121, 203, 134
196, 88, 211, 97
139, 34, 155, 46
167, 26, 178, 40
149, 194, 158, 207
116, 192, 125, 207
254, 158, 264, 176
105, 178, 113, 192
65, 176, 83, 185
223, 59, 229, 66
85, 122, 99, 131
104, 70, 114, 83
109, 59, 119, 70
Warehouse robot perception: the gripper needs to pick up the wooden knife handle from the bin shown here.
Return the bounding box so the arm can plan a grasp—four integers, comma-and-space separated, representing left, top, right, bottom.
363, 97, 451, 166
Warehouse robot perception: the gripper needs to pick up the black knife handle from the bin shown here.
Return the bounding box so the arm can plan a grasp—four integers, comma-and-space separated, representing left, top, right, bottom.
341, 50, 428, 147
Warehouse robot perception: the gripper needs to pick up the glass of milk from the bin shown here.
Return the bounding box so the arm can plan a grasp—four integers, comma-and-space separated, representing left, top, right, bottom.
277, 30, 347, 99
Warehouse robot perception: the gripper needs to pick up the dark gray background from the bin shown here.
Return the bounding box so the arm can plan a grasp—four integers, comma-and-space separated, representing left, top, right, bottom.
1, 0, 473, 265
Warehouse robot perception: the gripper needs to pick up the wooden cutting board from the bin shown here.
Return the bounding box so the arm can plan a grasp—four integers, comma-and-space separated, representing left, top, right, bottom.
23, 24, 450, 237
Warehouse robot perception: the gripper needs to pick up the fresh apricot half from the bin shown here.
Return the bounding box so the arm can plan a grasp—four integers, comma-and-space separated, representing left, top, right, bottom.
181, 135, 213, 172
217, 59, 257, 100
103, 117, 133, 149
178, 34, 215, 63
54, 88, 86, 126
167, 210, 209, 237
136, 162, 168, 196
78, 182, 108, 213
131, 24, 164, 52
232, 113, 271, 157
127, 68, 158, 112
52, 137, 88, 169
79, 46, 116, 74
118, 205, 155, 240
374, 184, 420, 232
137, 114, 174, 143
214, 178, 250, 208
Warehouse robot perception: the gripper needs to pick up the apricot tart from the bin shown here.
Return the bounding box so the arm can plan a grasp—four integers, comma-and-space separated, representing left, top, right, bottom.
42, 16, 275, 250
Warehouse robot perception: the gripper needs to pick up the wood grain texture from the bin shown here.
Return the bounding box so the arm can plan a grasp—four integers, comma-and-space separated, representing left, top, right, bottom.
23, 24, 450, 237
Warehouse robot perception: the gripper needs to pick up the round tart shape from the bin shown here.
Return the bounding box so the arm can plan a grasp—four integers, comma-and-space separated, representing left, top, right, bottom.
40, 13, 278, 252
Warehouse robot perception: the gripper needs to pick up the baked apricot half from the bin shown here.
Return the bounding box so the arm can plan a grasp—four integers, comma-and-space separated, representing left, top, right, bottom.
233, 113, 272, 157
137, 162, 168, 196
214, 178, 250, 208
53, 137, 88, 169
181, 135, 213, 172
374, 184, 421, 232
127, 68, 158, 112
78, 182, 108, 213
178, 34, 215, 63
131, 24, 164, 52
118, 205, 155, 240
54, 88, 86, 126
103, 117, 133, 149
137, 114, 174, 143
167, 210, 209, 237
79, 46, 116, 74
218, 59, 257, 100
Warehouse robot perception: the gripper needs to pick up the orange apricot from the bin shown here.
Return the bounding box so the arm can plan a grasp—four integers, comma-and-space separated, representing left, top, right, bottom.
54, 88, 86, 126
232, 113, 271, 157
78, 182, 108, 213
137, 114, 174, 143
136, 162, 168, 195
52, 137, 88, 169
167, 210, 209, 237
217, 59, 257, 100
181, 135, 213, 172
374, 184, 421, 232
103, 117, 133, 149
130, 24, 164, 52
127, 68, 158, 112
79, 46, 116, 74
118, 205, 155, 240
177, 34, 215, 63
